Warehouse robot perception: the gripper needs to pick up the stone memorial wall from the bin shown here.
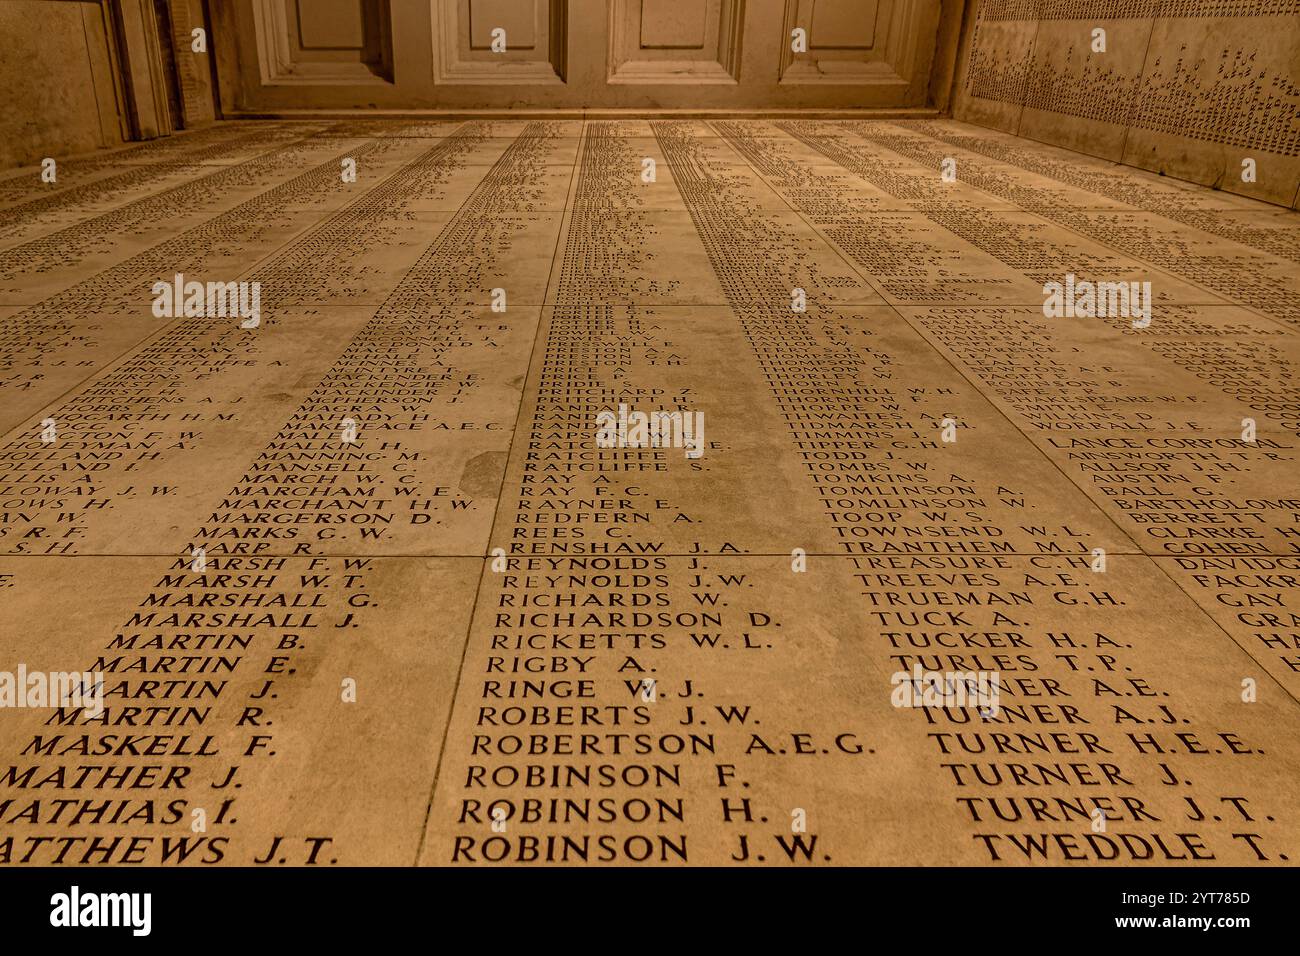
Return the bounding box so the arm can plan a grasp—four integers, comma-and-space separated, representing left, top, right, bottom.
0, 118, 1296, 866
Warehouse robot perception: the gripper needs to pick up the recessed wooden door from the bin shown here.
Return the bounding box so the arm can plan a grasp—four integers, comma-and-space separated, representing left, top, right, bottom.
212, 0, 944, 113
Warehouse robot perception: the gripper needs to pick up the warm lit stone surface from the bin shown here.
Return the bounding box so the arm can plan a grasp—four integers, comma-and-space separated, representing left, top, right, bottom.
0, 119, 1297, 866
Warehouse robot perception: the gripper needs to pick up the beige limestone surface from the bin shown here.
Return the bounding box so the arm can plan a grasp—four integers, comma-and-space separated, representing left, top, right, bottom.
0, 118, 1297, 866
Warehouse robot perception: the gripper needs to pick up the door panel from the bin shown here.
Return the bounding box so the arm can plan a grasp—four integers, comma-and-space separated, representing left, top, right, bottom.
214, 0, 943, 111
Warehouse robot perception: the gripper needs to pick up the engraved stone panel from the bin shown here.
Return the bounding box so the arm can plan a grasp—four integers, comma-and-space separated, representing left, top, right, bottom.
1, 117, 1298, 873
954, 0, 1300, 207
